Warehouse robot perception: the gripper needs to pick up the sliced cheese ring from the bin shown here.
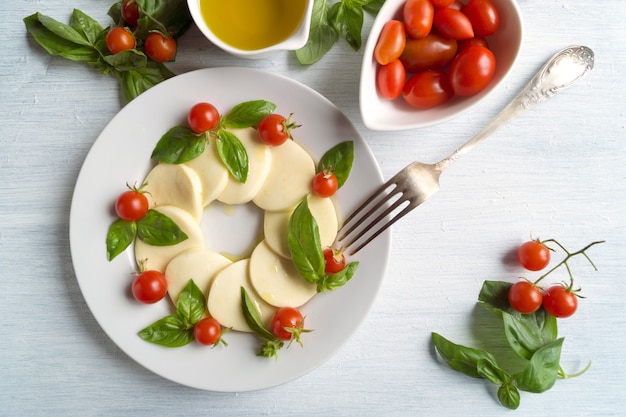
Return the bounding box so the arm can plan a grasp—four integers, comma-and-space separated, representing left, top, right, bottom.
253, 139, 315, 211
184, 141, 229, 207
164, 247, 232, 304
217, 128, 271, 205
249, 240, 317, 307
264, 194, 339, 259
143, 163, 203, 221
208, 259, 276, 332
134, 205, 204, 273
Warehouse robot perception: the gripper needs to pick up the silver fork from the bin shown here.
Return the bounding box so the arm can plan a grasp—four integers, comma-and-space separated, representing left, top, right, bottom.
336, 45, 595, 255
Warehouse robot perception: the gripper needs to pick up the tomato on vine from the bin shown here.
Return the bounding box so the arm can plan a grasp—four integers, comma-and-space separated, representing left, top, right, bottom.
324, 248, 346, 274
517, 239, 551, 271
115, 184, 149, 221
144, 32, 177, 62
194, 317, 228, 346
543, 285, 578, 318
312, 171, 338, 198
188, 102, 220, 134
257, 113, 300, 146
106, 27, 136, 54
131, 269, 167, 304
508, 281, 543, 314
271, 307, 310, 345
121, 0, 140, 27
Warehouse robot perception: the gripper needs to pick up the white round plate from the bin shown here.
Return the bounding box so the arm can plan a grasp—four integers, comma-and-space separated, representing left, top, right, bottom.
69, 67, 391, 392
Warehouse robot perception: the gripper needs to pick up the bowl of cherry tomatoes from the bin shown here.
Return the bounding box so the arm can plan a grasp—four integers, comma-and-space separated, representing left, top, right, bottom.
360, 0, 523, 131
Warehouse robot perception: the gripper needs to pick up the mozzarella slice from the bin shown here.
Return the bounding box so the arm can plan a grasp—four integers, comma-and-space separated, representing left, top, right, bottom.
264, 194, 339, 259
184, 141, 229, 207
134, 205, 204, 273
217, 128, 271, 205
249, 240, 317, 308
164, 247, 232, 304
253, 139, 315, 211
143, 163, 203, 221
207, 259, 276, 332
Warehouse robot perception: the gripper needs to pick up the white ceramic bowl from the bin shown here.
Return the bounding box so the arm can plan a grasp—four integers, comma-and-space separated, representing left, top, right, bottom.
360, 0, 523, 131
187, 0, 314, 59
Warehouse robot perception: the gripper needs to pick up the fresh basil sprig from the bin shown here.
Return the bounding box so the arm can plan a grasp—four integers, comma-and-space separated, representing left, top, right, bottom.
106, 209, 188, 261
318, 141, 354, 188
138, 279, 206, 347
240, 287, 285, 359
296, 0, 385, 65
288, 198, 359, 292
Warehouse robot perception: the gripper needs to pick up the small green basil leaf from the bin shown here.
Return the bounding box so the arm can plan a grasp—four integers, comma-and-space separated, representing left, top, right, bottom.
176, 279, 206, 325
477, 358, 510, 385
497, 382, 521, 410
136, 209, 188, 246
138, 314, 194, 347
222, 100, 277, 129
288, 198, 325, 284
240, 287, 276, 341
512, 338, 564, 393
318, 141, 354, 188
502, 309, 558, 361
107, 2, 122, 24
70, 9, 104, 45
296, 0, 338, 65
477, 280, 512, 312
363, 0, 386, 14
120, 61, 176, 101
432, 332, 503, 379
103, 49, 148, 72
106, 219, 137, 261
216, 129, 249, 183
328, 1, 364, 51
151, 125, 205, 164
317, 261, 359, 292
135, 0, 192, 39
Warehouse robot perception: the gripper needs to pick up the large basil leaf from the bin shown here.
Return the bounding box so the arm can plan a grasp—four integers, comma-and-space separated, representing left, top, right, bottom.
296, 0, 338, 65
134, 0, 192, 38
151, 125, 205, 164
176, 280, 206, 325
318, 141, 354, 188
317, 261, 359, 292
121, 61, 176, 102
136, 209, 188, 246
216, 130, 249, 183
222, 100, 276, 129
502, 309, 558, 360
106, 218, 137, 261
513, 338, 564, 393
432, 332, 506, 379
288, 198, 325, 284
138, 314, 194, 347
328, 1, 364, 51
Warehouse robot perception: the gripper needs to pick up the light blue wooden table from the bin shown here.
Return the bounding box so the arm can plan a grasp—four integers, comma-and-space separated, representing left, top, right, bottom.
2, 1, 625, 415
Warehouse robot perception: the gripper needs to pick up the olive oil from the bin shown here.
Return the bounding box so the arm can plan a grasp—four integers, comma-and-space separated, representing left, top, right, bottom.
200, 0, 307, 51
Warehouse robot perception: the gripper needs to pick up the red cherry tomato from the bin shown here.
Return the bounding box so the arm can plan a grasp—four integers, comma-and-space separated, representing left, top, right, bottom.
402, 70, 454, 109
431, 0, 455, 7
115, 189, 149, 221
463, 0, 501, 37
400, 33, 458, 73
376, 59, 406, 100
543, 285, 578, 318
131, 270, 167, 304
517, 240, 551, 271
257, 113, 298, 146
188, 102, 220, 134
194, 317, 223, 346
323, 248, 346, 274
121, 0, 140, 27
458, 36, 488, 53
144, 32, 177, 62
374, 20, 406, 65
271, 307, 305, 341
449, 45, 496, 96
508, 281, 543, 314
403, 0, 434, 39
312, 171, 339, 198
106, 27, 136, 54
433, 8, 474, 40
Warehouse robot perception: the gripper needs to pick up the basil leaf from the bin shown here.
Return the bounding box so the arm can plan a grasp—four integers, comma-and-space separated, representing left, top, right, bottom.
502, 309, 558, 360
476, 358, 510, 385
328, 1, 364, 51
136, 209, 188, 246
151, 126, 205, 164
512, 338, 564, 393
477, 280, 511, 312
288, 198, 325, 284
121, 61, 176, 101
216, 129, 249, 183
363, 0, 386, 14
432, 332, 504, 380
240, 287, 275, 341
176, 279, 206, 325
497, 382, 521, 410
70, 9, 104, 45
107, 2, 122, 24
296, 0, 338, 65
135, 0, 192, 39
106, 219, 137, 261
138, 314, 194, 347
318, 141, 354, 188
103, 49, 148, 72
222, 100, 277, 129
317, 261, 359, 292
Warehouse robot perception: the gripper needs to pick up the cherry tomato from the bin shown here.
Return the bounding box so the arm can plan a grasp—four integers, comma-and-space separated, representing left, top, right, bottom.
105, 27, 136, 54
131, 270, 167, 304
271, 307, 305, 341
194, 317, 223, 346
144, 32, 177, 63
400, 33, 458, 73
188, 102, 220, 134
257, 113, 298, 146
115, 189, 149, 221
458, 36, 488, 53
312, 171, 339, 198
448, 45, 496, 96
374, 20, 406, 65
508, 281, 543, 314
517, 240, 551, 271
324, 248, 346, 274
403, 0, 434, 39
376, 59, 406, 100
402, 70, 453, 109
463, 0, 501, 37
121, 0, 140, 27
431, 0, 456, 7
543, 285, 578, 318
433, 8, 474, 40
